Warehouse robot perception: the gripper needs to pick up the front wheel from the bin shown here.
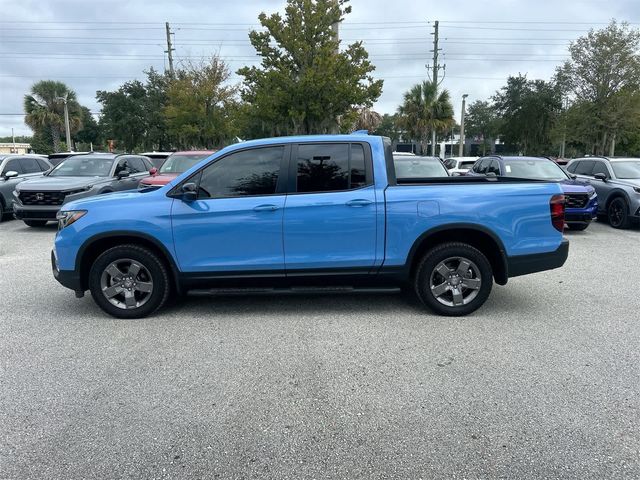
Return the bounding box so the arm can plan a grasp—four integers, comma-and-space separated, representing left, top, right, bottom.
608, 197, 630, 229
88, 244, 170, 318
414, 242, 493, 316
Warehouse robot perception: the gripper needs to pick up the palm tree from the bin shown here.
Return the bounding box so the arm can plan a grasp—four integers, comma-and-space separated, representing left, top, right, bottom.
24, 81, 82, 152
397, 81, 454, 155
353, 107, 383, 132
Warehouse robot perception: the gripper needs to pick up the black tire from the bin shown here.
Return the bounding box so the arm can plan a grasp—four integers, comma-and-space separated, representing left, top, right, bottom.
567, 223, 589, 231
414, 242, 493, 316
23, 220, 48, 227
607, 197, 630, 229
88, 244, 170, 319
0, 198, 5, 222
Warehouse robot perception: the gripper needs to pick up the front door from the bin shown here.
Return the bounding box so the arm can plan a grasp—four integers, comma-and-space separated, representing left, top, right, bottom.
171, 145, 287, 273
283, 142, 378, 272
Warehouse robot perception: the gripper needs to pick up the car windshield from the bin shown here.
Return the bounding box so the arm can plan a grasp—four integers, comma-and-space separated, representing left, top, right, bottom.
502, 159, 568, 181
159, 153, 211, 174
460, 161, 476, 169
394, 157, 448, 178
49, 156, 114, 177
611, 161, 640, 179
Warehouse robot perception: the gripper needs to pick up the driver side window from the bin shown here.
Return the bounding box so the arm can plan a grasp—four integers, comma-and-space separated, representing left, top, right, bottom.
473, 158, 489, 174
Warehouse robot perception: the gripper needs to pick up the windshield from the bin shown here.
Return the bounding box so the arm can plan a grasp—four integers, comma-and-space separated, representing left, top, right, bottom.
502, 159, 568, 181
611, 161, 640, 179
49, 156, 114, 177
159, 153, 212, 174
394, 157, 448, 178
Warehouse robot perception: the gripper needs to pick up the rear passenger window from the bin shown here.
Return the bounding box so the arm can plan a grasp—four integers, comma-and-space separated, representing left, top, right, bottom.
20, 157, 41, 174
574, 160, 595, 176
296, 143, 369, 193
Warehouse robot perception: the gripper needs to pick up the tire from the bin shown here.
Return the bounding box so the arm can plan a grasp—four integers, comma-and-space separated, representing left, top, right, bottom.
414, 242, 493, 316
24, 220, 48, 227
88, 244, 171, 319
567, 223, 589, 231
607, 197, 630, 229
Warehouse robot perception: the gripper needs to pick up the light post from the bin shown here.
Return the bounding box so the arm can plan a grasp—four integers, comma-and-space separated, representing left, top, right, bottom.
56, 95, 72, 151
459, 94, 468, 157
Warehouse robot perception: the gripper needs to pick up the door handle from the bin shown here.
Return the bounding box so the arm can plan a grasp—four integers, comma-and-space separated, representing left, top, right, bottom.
253, 204, 279, 212
346, 199, 373, 207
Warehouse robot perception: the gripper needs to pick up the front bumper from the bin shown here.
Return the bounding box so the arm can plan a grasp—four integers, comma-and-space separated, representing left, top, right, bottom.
507, 239, 569, 278
52, 250, 83, 296
14, 203, 60, 221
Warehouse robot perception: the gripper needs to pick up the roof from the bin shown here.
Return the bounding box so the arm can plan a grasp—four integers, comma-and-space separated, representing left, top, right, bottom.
491, 156, 552, 162
172, 150, 217, 155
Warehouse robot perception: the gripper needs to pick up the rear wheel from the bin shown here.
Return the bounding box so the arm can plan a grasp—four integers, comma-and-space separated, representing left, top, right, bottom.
88, 244, 170, 319
607, 197, 630, 229
414, 242, 493, 316
24, 220, 48, 227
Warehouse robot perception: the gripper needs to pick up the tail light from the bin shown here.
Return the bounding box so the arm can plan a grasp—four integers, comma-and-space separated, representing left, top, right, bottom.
550, 194, 565, 232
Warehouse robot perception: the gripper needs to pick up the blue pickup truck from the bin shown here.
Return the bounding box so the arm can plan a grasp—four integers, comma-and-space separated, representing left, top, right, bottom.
52, 134, 569, 319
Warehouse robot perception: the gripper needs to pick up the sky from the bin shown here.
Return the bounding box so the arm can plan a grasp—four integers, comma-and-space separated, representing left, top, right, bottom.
0, 0, 639, 138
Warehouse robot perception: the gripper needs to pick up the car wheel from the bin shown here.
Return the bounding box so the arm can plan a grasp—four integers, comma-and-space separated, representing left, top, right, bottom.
23, 220, 48, 227
607, 197, 630, 229
567, 223, 589, 231
414, 242, 493, 316
88, 244, 170, 319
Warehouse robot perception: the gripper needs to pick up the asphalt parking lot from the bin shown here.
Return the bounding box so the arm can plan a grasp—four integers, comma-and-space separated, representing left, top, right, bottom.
1, 219, 639, 479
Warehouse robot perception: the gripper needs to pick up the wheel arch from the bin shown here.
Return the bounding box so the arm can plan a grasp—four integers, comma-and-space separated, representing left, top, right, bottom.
405, 224, 509, 285
605, 189, 632, 211
76, 231, 181, 293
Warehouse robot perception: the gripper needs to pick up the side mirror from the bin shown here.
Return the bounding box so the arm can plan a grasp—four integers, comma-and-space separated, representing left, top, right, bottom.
181, 182, 197, 202
486, 171, 497, 177
4, 170, 19, 179
117, 170, 130, 179
149, 167, 158, 176
569, 174, 577, 180
594, 173, 607, 181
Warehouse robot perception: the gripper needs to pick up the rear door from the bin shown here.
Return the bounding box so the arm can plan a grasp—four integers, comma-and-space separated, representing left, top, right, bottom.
283, 142, 377, 272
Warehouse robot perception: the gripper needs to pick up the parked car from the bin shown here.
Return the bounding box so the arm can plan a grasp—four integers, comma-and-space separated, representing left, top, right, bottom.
13, 153, 154, 227
48, 151, 91, 167
52, 134, 568, 319
0, 154, 53, 221
567, 156, 640, 228
393, 155, 449, 178
467, 156, 598, 231
138, 151, 217, 190
443, 156, 479, 176
139, 151, 174, 169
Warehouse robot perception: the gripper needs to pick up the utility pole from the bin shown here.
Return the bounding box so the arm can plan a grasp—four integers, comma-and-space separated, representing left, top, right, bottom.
428, 20, 444, 156
56, 94, 72, 151
165, 22, 175, 77
459, 94, 468, 157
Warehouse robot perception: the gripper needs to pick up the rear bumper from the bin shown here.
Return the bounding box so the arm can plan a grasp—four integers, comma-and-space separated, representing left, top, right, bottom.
52, 250, 83, 294
507, 239, 569, 278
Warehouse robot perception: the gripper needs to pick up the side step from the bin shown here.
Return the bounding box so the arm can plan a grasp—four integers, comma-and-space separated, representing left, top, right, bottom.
187, 286, 402, 297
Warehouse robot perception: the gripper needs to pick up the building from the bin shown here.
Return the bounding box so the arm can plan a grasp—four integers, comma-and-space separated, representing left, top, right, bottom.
0, 143, 31, 155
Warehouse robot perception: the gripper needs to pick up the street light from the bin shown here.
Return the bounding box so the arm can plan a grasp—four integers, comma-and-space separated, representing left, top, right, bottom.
56, 94, 72, 151
459, 94, 468, 157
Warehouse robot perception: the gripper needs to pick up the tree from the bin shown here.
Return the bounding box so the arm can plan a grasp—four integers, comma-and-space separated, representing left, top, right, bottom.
352, 107, 382, 132
397, 81, 454, 154
237, 0, 383, 136
557, 21, 640, 154
465, 100, 500, 155
492, 75, 562, 155
97, 68, 170, 152
373, 113, 402, 142
24, 80, 83, 152
165, 57, 238, 149
73, 107, 102, 149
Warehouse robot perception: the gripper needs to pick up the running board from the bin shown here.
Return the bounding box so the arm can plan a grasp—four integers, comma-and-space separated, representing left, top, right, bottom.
187, 286, 401, 297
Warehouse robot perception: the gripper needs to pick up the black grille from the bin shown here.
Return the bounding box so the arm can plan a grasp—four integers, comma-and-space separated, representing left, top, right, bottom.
565, 193, 589, 209
19, 189, 84, 206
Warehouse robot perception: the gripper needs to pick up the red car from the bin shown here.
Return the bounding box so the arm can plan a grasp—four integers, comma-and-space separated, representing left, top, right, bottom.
138, 151, 216, 190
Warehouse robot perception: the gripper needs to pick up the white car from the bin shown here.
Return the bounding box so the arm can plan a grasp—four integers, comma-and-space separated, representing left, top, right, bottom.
444, 156, 479, 176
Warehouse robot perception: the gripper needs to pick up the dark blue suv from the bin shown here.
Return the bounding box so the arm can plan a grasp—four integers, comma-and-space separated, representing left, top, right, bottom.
468, 156, 598, 230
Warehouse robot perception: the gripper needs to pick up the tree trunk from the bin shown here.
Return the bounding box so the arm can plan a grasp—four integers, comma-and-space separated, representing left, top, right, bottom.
51, 125, 61, 153
609, 132, 616, 157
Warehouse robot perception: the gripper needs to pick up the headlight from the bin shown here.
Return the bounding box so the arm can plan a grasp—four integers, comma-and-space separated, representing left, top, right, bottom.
56, 210, 87, 229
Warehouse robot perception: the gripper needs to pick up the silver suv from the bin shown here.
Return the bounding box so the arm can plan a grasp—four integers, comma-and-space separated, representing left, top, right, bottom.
567, 157, 640, 228
0, 154, 52, 221
13, 153, 153, 227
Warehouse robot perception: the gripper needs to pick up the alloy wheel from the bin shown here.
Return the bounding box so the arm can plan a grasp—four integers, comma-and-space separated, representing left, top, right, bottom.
429, 256, 482, 307
100, 258, 154, 310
